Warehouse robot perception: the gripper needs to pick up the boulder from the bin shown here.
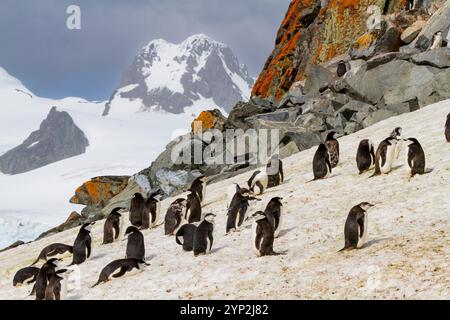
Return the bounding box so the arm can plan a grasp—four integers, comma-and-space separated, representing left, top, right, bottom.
362, 109, 397, 128
191, 109, 227, 134
0, 107, 89, 175
412, 1, 450, 50
37, 211, 83, 240
401, 19, 427, 44
225, 101, 272, 130
411, 47, 450, 68
70, 176, 130, 207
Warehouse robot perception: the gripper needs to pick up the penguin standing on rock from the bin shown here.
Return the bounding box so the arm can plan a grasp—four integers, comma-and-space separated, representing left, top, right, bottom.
71, 223, 94, 265
404, 138, 426, 178
142, 191, 162, 229
91, 259, 148, 288
103, 208, 124, 244
176, 224, 197, 252
190, 176, 207, 205
311, 143, 332, 181
164, 198, 187, 235
356, 139, 376, 174
445, 113, 450, 142
31, 243, 73, 265
325, 131, 340, 168
226, 184, 260, 233
124, 226, 145, 261
251, 211, 282, 257
370, 137, 398, 177
129, 193, 145, 227
193, 213, 216, 256
339, 202, 374, 252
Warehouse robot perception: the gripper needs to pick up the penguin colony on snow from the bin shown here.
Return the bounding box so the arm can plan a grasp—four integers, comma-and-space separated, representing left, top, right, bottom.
11, 113, 450, 299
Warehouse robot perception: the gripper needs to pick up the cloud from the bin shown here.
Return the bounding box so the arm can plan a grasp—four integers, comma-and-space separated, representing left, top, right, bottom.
0, 0, 288, 100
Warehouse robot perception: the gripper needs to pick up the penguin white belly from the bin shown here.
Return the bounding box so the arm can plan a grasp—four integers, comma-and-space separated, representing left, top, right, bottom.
201, 183, 206, 204
381, 145, 396, 173
153, 201, 161, 227
357, 214, 368, 249
252, 223, 262, 257
119, 214, 125, 240
394, 139, 403, 161
206, 237, 211, 254
252, 172, 268, 195
60, 276, 69, 300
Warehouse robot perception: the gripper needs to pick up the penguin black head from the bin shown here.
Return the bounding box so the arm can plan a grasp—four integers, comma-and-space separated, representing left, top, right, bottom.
81, 222, 95, 232
204, 213, 216, 224
133, 193, 144, 200
124, 226, 140, 236
111, 207, 126, 216
318, 143, 328, 152
404, 138, 419, 146
270, 197, 283, 205
358, 202, 374, 211
45, 258, 61, 268
390, 127, 402, 138
326, 131, 338, 141
251, 211, 266, 221
149, 189, 163, 200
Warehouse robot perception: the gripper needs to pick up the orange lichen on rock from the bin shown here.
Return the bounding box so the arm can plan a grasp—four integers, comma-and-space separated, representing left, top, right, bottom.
191, 109, 227, 134
70, 176, 129, 206
252, 0, 407, 101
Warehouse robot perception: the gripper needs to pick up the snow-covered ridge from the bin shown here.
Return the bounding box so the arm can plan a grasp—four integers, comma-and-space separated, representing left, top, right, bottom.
1, 99, 448, 299
105, 34, 254, 115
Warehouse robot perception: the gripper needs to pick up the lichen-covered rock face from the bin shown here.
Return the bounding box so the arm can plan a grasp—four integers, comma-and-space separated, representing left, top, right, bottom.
191, 109, 227, 134
252, 0, 408, 101
70, 176, 130, 207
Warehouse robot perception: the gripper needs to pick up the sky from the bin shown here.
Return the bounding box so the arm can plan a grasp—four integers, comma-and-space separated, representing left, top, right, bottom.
0, 0, 289, 101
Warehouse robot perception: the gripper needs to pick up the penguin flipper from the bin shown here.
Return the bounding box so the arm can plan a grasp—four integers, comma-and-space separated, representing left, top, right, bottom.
112, 267, 128, 278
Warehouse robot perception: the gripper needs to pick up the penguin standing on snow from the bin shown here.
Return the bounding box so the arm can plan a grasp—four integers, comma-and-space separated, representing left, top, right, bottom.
129, 193, 145, 227
185, 189, 202, 223
226, 184, 260, 233
339, 202, 374, 251
445, 113, 450, 142
34, 258, 60, 300
325, 131, 340, 168
370, 137, 398, 177
356, 139, 376, 174
31, 243, 73, 265
266, 154, 284, 188
190, 176, 207, 205
142, 191, 162, 229
164, 198, 187, 235
175, 224, 197, 252
44, 269, 72, 300
251, 211, 281, 257
311, 143, 332, 181
103, 208, 124, 244
13, 266, 40, 287
404, 138, 426, 178
91, 259, 148, 288
71, 223, 94, 265
124, 226, 145, 261
193, 213, 216, 256
263, 197, 283, 238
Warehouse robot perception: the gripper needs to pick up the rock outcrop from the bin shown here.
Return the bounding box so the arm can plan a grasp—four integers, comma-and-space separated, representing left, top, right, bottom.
0, 107, 89, 174
70, 176, 130, 207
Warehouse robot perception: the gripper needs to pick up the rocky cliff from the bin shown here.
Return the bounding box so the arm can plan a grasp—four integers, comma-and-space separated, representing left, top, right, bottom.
0, 107, 89, 175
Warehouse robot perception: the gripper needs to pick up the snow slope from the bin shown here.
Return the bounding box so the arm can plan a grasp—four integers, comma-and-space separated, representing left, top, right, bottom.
1, 99, 448, 299
0, 66, 219, 248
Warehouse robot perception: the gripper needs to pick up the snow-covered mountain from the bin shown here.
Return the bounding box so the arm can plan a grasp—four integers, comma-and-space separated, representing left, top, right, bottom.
0, 66, 206, 248
104, 34, 254, 116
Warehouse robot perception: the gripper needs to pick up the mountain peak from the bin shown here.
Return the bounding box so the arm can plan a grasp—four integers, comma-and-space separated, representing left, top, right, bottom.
104, 34, 254, 116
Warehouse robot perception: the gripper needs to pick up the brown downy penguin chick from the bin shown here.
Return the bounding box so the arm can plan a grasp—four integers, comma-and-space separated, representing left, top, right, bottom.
164, 198, 187, 235
91, 258, 148, 288
31, 243, 73, 265
185, 189, 202, 223
125, 226, 145, 261
404, 138, 426, 178
339, 202, 374, 251
70, 222, 94, 266
325, 131, 340, 168
34, 258, 60, 300
129, 193, 145, 227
